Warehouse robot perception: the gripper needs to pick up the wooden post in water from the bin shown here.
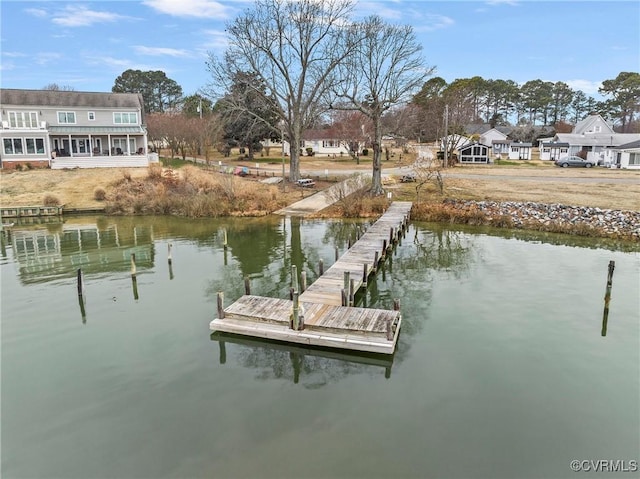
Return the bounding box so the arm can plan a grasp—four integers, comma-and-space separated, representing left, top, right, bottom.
393, 298, 401, 311
130, 253, 137, 277
335, 246, 339, 262
348, 236, 352, 249
217, 291, 225, 319
77, 268, 86, 321
223, 229, 228, 250
300, 271, 307, 293
289, 287, 295, 301
168, 243, 174, 280
362, 263, 368, 287
389, 227, 394, 245
601, 260, 615, 336
382, 239, 387, 257
319, 259, 324, 276
341, 289, 347, 307
373, 251, 379, 272
244, 276, 251, 295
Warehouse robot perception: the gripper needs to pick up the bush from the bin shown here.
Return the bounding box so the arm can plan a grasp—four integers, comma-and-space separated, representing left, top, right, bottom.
94, 187, 106, 201
306, 147, 314, 157
361, 148, 369, 156
43, 194, 61, 206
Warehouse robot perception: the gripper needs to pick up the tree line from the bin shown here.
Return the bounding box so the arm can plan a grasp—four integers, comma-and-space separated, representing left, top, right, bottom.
105, 0, 639, 194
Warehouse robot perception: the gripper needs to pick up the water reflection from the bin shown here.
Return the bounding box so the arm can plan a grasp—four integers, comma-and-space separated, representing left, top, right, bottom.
211, 332, 394, 387
6, 218, 154, 285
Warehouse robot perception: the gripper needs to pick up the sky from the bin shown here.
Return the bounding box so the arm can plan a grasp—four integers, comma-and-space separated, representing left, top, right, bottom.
1, 0, 638, 100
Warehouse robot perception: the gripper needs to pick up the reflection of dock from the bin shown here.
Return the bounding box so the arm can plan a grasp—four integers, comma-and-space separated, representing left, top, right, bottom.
210, 202, 412, 355
211, 332, 394, 381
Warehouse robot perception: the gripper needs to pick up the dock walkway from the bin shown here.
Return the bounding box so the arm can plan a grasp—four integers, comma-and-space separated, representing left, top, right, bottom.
210, 201, 412, 354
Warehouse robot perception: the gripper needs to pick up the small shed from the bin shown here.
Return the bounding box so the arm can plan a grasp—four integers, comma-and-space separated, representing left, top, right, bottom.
508, 142, 533, 160
459, 143, 490, 164
540, 141, 570, 161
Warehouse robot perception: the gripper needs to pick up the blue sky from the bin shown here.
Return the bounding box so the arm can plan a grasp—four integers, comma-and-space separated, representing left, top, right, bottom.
1, 0, 638, 99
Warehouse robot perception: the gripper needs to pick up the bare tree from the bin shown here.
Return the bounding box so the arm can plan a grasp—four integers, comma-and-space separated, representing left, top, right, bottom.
205, 0, 357, 182
334, 15, 431, 195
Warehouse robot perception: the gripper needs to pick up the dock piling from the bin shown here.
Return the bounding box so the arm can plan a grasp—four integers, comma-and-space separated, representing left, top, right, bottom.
301, 271, 307, 293
244, 276, 251, 295
217, 292, 225, 319
319, 259, 324, 276
601, 260, 615, 336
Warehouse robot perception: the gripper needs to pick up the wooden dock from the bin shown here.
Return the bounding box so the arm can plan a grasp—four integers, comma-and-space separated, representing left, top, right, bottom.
210, 201, 412, 355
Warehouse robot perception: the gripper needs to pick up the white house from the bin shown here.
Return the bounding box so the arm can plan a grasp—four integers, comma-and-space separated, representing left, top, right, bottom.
538, 115, 640, 164
1, 88, 152, 169
612, 139, 640, 169
479, 128, 508, 147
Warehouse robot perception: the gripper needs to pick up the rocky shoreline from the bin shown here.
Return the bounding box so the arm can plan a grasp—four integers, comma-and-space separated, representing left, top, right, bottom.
443, 200, 640, 241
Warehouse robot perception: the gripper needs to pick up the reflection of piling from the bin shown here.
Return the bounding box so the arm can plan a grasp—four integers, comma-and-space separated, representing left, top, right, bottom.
219, 341, 227, 364
601, 260, 615, 337
130, 253, 137, 277
319, 259, 324, 276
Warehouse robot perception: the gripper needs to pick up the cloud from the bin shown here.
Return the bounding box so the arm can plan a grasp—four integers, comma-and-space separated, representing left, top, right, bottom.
134, 46, 190, 57
564, 79, 602, 95
486, 0, 520, 6
35, 52, 63, 66
25, 8, 48, 18
143, 0, 233, 19
51, 5, 134, 27
413, 14, 455, 32
355, 2, 403, 20
199, 29, 229, 52
2, 51, 28, 58
0, 61, 16, 71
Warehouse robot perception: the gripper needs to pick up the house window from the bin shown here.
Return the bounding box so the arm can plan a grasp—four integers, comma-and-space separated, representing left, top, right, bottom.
25, 138, 45, 154
629, 153, 640, 165
594, 125, 602, 133
543, 148, 550, 153
113, 112, 138, 124
3, 138, 24, 154
560, 148, 568, 153
322, 140, 339, 148
88, 112, 95, 121
57, 111, 76, 124
511, 147, 519, 152
8, 111, 39, 128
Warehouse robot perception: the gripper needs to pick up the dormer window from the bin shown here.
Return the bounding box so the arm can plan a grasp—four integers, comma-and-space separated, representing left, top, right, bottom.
88, 111, 95, 121
594, 125, 602, 133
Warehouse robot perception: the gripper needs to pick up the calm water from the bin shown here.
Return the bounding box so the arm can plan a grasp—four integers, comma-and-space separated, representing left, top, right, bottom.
1, 215, 638, 479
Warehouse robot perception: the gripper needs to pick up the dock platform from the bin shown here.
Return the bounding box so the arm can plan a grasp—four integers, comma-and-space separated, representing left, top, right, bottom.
210, 201, 412, 354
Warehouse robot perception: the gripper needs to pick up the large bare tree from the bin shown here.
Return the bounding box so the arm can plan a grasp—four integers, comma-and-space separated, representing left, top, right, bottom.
206, 0, 356, 182
333, 15, 430, 195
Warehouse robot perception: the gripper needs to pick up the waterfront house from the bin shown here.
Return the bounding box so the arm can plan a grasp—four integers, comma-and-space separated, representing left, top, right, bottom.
1, 88, 153, 169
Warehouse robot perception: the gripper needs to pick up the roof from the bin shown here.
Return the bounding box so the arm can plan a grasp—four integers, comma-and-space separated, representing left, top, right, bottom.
511, 142, 533, 147
572, 114, 614, 135
555, 133, 640, 147
48, 126, 145, 134
0, 88, 144, 110
613, 139, 640, 150
541, 142, 570, 147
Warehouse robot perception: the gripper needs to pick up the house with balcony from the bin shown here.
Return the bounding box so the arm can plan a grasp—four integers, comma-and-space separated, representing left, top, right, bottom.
1, 88, 154, 169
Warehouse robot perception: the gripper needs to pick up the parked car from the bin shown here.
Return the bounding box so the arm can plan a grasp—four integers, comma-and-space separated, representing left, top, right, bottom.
401, 172, 416, 182
296, 178, 316, 188
233, 166, 250, 176
554, 156, 596, 168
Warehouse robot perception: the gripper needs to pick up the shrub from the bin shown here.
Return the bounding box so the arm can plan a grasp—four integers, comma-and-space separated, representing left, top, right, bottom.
94, 187, 106, 201
361, 148, 369, 156
43, 194, 61, 206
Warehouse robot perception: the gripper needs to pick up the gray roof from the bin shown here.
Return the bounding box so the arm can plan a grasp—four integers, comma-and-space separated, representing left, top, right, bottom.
614, 139, 640, 150
49, 126, 145, 134
0, 88, 144, 110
